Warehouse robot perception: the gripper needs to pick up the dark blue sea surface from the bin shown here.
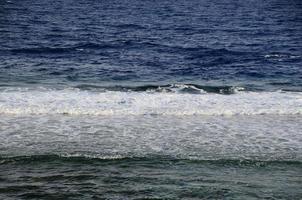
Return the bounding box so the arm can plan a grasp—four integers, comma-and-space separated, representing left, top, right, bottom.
0, 0, 302, 199
0, 0, 301, 90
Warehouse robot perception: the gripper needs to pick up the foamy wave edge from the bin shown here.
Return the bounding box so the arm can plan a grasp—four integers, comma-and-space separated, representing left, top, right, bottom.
1, 154, 301, 164
0, 88, 301, 116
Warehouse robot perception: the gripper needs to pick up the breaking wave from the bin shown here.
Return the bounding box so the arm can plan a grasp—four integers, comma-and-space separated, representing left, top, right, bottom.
0, 86, 301, 116
1, 154, 301, 166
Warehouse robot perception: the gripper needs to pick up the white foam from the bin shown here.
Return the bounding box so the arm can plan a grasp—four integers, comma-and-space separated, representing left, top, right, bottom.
1, 115, 301, 161
264, 54, 301, 60
0, 88, 301, 116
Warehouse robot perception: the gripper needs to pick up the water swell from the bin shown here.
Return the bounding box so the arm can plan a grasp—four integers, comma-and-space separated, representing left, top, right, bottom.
6, 42, 118, 54
1, 154, 301, 166
3, 41, 253, 57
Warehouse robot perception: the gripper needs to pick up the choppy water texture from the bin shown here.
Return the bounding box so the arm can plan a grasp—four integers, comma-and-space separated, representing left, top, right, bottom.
0, 0, 302, 199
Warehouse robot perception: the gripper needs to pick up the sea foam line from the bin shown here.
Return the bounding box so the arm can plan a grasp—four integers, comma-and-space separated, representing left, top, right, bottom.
0, 89, 301, 116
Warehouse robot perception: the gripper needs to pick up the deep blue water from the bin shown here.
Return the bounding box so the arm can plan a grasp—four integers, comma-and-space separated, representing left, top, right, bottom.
0, 0, 302, 199
0, 0, 301, 90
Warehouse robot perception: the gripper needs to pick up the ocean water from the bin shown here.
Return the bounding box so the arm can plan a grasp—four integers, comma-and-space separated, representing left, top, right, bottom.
0, 0, 302, 199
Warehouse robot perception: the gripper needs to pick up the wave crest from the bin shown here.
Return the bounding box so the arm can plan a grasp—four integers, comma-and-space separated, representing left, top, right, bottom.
1, 154, 301, 166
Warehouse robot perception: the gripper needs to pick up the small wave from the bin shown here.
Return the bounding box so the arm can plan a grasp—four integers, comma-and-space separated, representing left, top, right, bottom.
0, 154, 129, 164
7, 42, 121, 54
0, 87, 301, 116
264, 53, 301, 60
10, 47, 74, 54
75, 84, 245, 94
1, 154, 301, 166
113, 23, 146, 29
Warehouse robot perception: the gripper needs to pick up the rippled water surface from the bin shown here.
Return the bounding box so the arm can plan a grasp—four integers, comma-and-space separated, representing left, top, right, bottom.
0, 0, 302, 199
